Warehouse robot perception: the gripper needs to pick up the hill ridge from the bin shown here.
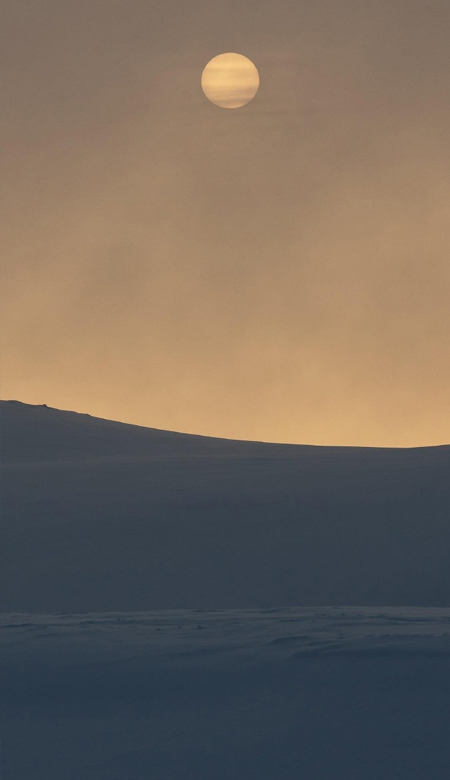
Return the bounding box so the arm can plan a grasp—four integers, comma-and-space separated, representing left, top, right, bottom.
1, 399, 449, 612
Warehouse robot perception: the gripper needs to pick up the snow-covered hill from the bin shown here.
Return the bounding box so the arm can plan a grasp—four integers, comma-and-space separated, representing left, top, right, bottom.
1, 400, 449, 611
2, 403, 450, 778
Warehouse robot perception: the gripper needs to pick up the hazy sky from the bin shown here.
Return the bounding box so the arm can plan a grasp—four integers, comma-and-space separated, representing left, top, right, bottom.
2, 0, 449, 446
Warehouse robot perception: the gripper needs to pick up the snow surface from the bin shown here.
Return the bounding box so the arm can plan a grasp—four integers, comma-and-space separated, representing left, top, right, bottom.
1, 608, 450, 779
1, 403, 450, 777
1, 401, 449, 611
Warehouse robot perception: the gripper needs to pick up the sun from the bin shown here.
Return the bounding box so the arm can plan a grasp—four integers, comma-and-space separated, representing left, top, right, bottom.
201, 52, 260, 109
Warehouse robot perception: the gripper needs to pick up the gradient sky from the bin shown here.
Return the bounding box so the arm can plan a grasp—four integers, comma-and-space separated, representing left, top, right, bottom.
2, 0, 449, 446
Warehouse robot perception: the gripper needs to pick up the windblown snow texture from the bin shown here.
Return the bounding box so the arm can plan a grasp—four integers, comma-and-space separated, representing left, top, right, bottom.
1, 400, 449, 611
1, 608, 450, 780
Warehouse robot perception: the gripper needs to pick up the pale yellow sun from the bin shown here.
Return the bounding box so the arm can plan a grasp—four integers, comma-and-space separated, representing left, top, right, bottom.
201, 52, 260, 109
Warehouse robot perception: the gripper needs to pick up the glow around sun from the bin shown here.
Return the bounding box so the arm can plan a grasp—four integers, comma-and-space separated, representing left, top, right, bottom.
201, 53, 260, 109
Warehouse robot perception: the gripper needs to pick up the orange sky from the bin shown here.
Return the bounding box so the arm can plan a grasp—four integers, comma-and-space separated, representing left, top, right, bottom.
1, 0, 449, 446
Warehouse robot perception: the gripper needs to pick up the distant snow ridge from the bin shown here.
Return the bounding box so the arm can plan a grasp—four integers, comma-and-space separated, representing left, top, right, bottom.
1, 400, 450, 612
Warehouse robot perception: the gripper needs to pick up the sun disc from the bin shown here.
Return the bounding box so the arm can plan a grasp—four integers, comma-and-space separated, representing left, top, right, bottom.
201, 52, 260, 109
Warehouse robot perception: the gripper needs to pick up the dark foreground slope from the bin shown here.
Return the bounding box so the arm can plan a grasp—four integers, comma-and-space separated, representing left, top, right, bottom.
1, 400, 449, 611
2, 608, 450, 780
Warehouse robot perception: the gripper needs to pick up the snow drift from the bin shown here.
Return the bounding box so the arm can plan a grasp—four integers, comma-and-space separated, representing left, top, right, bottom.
1, 400, 449, 612
1, 608, 450, 779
